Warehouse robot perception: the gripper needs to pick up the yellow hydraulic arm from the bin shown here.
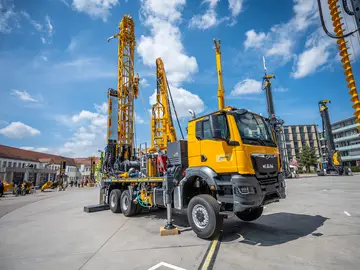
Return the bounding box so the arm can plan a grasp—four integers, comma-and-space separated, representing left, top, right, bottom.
107, 14, 140, 161
213, 39, 225, 110
150, 58, 178, 152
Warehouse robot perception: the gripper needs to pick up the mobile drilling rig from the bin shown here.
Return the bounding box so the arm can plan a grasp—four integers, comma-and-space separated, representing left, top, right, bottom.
317, 100, 352, 175
91, 36, 285, 240
262, 57, 290, 177
102, 14, 140, 175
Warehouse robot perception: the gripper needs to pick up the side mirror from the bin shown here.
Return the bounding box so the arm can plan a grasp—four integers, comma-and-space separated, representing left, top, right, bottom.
209, 114, 224, 140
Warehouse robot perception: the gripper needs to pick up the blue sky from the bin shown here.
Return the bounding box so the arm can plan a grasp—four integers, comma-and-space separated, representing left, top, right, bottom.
0, 0, 359, 157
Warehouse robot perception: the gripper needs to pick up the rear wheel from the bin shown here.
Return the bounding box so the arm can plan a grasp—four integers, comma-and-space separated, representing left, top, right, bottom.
236, 207, 263, 222
109, 189, 121, 213
120, 190, 137, 217
187, 194, 223, 239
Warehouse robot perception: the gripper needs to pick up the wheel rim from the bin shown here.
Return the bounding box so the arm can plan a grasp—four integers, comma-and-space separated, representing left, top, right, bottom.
192, 204, 209, 229
110, 193, 116, 208
122, 195, 129, 211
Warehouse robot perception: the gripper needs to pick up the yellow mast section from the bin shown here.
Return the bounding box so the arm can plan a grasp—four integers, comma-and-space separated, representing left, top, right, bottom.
150, 58, 177, 152
108, 15, 139, 160
213, 39, 225, 110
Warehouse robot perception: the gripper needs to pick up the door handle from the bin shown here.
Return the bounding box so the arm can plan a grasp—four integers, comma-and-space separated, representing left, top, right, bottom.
201, 155, 207, 162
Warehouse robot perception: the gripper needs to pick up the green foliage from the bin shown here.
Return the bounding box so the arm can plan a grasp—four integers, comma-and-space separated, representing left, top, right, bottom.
298, 145, 318, 173
351, 166, 360, 172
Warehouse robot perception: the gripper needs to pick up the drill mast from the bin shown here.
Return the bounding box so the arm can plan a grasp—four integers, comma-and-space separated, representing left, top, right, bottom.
151, 58, 178, 152
262, 57, 289, 176
213, 39, 225, 110
108, 14, 139, 161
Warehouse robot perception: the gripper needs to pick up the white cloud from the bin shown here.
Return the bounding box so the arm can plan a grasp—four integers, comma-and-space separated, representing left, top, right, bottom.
189, 0, 220, 30
135, 113, 145, 124
243, 0, 318, 64
292, 45, 330, 79
72, 110, 98, 122
244, 29, 266, 49
45, 15, 53, 36
41, 37, 46, 44
71, 0, 119, 22
0, 122, 40, 139
20, 11, 43, 31
20, 147, 50, 153
138, 0, 198, 87
0, 1, 18, 34
58, 103, 108, 156
228, 0, 243, 17
292, 29, 333, 78
141, 0, 185, 23
11, 89, 38, 102
149, 85, 205, 118
231, 79, 262, 95
95, 102, 107, 114
140, 78, 149, 88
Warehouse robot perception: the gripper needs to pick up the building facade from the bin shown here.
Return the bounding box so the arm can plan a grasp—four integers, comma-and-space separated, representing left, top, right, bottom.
282, 124, 322, 163
0, 145, 79, 187
320, 116, 360, 166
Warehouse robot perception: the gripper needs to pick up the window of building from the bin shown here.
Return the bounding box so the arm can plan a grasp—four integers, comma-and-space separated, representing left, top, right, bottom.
2, 161, 6, 168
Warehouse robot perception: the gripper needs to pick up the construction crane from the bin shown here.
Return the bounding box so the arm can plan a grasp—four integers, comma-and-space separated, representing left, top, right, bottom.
317, 100, 352, 175
103, 14, 140, 175
317, 0, 360, 128
262, 57, 290, 177
213, 39, 225, 110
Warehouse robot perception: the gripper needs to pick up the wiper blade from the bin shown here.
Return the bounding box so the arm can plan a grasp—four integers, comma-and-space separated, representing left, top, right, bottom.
242, 137, 265, 146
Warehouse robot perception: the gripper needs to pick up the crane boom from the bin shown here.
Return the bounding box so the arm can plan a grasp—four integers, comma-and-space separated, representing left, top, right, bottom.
151, 58, 178, 152
213, 39, 225, 110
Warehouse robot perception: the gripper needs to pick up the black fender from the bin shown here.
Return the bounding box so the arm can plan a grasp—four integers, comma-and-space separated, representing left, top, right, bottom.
185, 166, 218, 190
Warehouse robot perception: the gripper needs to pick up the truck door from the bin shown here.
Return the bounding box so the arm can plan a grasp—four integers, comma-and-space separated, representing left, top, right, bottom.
199, 114, 238, 174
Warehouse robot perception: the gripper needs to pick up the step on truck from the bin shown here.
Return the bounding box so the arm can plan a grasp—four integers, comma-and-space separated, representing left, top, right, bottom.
99, 107, 286, 239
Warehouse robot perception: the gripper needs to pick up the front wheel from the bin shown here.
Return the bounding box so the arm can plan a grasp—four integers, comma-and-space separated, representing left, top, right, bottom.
187, 194, 223, 239
236, 207, 263, 222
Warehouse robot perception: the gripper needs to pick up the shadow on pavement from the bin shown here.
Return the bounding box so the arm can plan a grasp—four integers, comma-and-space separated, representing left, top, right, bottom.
221, 212, 328, 246
133, 208, 191, 228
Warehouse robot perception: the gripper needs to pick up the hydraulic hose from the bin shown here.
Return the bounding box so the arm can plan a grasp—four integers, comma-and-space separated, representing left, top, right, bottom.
316, 0, 360, 39
327, 0, 360, 128
342, 0, 354, 15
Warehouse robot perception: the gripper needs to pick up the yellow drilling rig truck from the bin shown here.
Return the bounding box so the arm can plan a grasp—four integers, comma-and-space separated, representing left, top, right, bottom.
86, 14, 286, 239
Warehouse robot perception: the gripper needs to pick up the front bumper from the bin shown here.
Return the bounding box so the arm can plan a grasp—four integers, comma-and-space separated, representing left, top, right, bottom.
231, 174, 286, 213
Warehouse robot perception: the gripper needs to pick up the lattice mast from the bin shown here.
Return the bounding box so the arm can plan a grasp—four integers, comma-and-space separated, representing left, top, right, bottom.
108, 15, 139, 161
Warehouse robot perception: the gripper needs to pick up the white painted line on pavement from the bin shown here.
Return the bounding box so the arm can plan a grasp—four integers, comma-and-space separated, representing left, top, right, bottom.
344, 211, 351, 217
148, 261, 187, 270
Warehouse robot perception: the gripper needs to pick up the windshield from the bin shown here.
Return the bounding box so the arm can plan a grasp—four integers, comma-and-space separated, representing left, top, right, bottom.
234, 112, 276, 147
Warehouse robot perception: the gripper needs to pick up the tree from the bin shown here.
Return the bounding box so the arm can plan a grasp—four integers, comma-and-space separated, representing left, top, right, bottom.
298, 145, 318, 173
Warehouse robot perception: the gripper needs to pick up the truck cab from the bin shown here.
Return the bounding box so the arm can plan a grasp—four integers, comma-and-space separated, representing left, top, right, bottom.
176, 106, 286, 238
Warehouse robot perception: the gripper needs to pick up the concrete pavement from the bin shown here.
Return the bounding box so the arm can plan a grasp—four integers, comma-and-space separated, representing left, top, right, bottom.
0, 175, 360, 270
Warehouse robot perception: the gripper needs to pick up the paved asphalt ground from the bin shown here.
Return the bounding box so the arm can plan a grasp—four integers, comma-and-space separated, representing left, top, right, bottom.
0, 175, 359, 270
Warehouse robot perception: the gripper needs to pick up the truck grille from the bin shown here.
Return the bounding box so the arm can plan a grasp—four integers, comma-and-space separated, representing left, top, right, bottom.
251, 154, 279, 182
258, 177, 278, 185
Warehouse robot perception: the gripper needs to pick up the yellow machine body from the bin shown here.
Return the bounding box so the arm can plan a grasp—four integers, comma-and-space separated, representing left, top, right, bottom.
188, 107, 280, 174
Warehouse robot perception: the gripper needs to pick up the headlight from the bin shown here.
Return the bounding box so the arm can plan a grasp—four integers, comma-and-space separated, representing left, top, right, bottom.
234, 186, 256, 195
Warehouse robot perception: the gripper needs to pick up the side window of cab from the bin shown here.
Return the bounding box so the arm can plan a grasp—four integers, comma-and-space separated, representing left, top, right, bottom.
195, 114, 229, 140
